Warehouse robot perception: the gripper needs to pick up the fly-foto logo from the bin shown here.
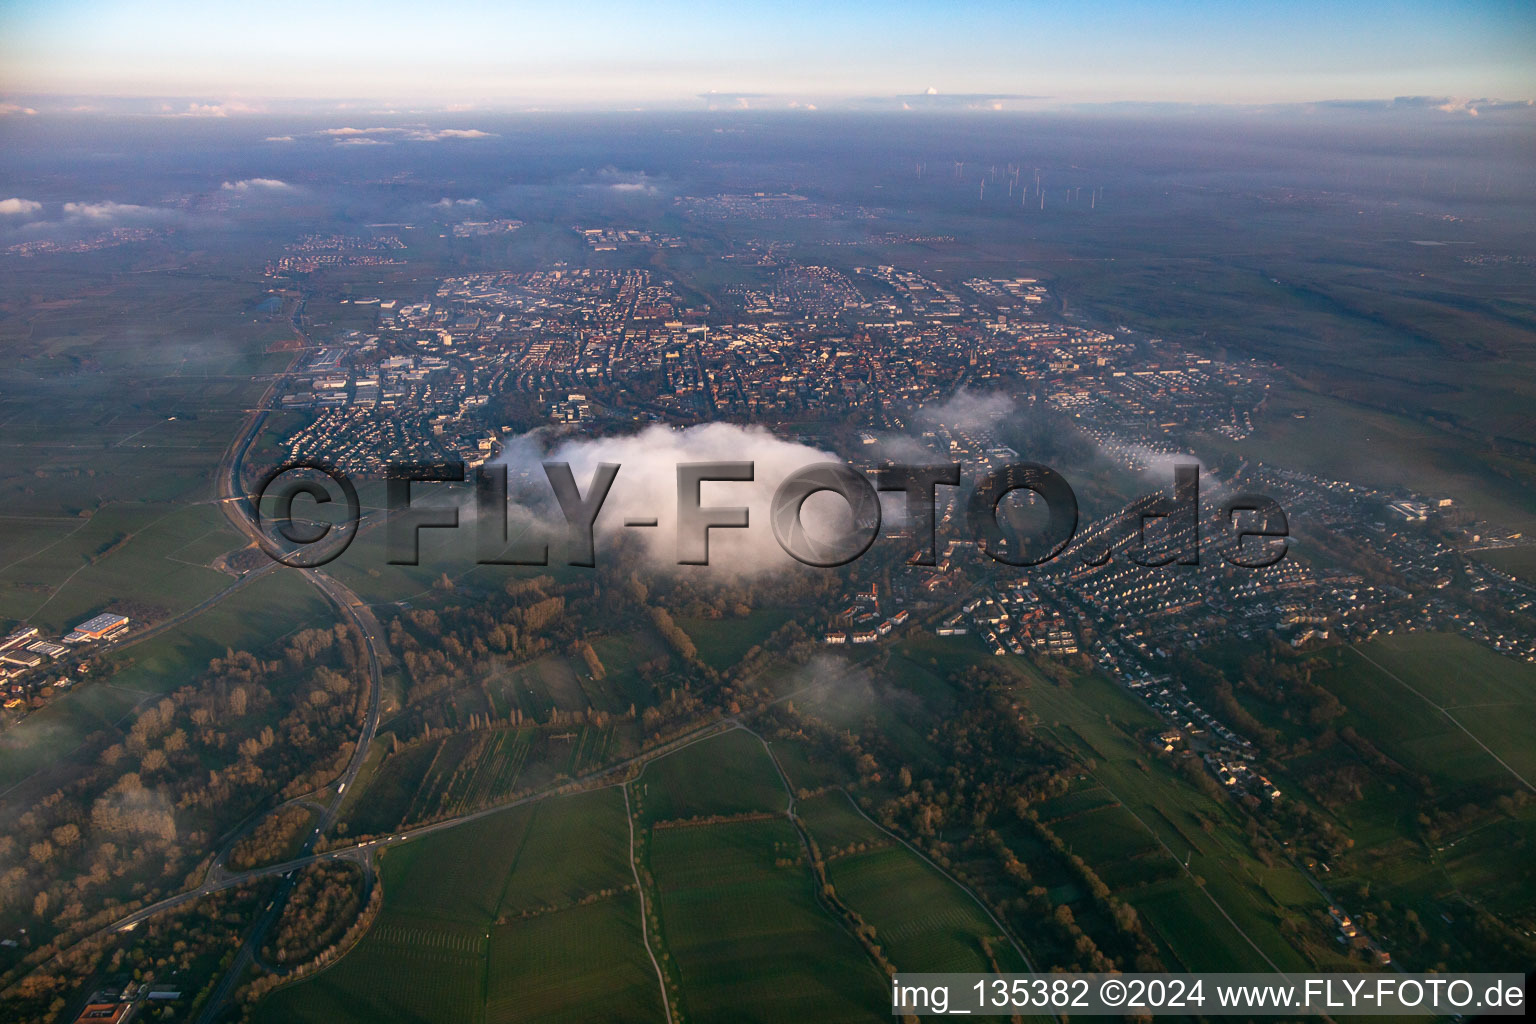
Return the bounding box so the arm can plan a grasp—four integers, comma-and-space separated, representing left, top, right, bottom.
251, 460, 1288, 570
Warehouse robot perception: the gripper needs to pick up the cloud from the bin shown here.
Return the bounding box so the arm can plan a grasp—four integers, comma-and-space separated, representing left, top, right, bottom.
163, 101, 261, 118
0, 103, 38, 116
917, 388, 1016, 431
316, 125, 494, 144
221, 178, 292, 191
431, 197, 482, 208
1309, 96, 1535, 118
264, 135, 295, 143
418, 128, 494, 140
2, 198, 179, 236
0, 198, 43, 217
785, 654, 923, 727
315, 125, 495, 143
335, 137, 390, 146
61, 201, 172, 223
892, 92, 1050, 110
494, 423, 849, 576
578, 167, 663, 195
699, 92, 769, 110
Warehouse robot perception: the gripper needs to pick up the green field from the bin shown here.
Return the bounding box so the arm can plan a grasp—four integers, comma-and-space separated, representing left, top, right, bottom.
0, 500, 245, 632
632, 729, 787, 824
342, 724, 616, 836
486, 899, 661, 1024
800, 792, 1028, 974
1319, 633, 1536, 790
1200, 383, 1536, 534
649, 817, 887, 1024
678, 608, 796, 670
1294, 633, 1536, 937
258, 788, 660, 1024
0, 568, 332, 789
884, 634, 1335, 974
1017, 668, 1326, 972
1034, 783, 1172, 891
0, 273, 291, 535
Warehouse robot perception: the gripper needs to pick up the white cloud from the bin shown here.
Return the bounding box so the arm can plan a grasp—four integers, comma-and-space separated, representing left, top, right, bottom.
2, 198, 178, 235
164, 101, 261, 118
918, 388, 1016, 431
320, 126, 397, 136
583, 168, 661, 195
221, 178, 292, 191
63, 201, 158, 221
57, 201, 176, 226
431, 197, 482, 208
495, 423, 849, 576
264, 135, 295, 143
0, 198, 43, 217
420, 128, 494, 139
317, 125, 494, 142
0, 103, 38, 116
335, 137, 390, 146
1436, 98, 1479, 116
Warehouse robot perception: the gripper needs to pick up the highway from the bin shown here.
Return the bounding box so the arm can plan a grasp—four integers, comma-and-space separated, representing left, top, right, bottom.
188, 303, 389, 1023
51, 299, 402, 1018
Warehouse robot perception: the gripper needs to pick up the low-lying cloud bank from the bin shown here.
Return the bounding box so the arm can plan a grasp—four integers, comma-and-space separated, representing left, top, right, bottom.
0, 198, 43, 217
221, 177, 293, 191
493, 423, 844, 574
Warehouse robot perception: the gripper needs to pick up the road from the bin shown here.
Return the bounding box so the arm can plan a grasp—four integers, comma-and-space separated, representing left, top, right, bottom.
54, 323, 847, 1012
47, 668, 852, 1023
186, 303, 388, 1023
109, 717, 742, 934
95, 676, 846, 942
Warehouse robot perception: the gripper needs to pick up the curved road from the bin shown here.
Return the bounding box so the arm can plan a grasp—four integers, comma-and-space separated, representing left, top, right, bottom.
186, 305, 387, 1022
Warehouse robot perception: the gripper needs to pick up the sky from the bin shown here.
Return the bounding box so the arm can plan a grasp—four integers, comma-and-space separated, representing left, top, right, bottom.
0, 0, 1532, 109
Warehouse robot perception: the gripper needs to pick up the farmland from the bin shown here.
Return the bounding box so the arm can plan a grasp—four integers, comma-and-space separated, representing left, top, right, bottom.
1281, 633, 1536, 949
1477, 545, 1536, 587
3, 107, 1536, 1024
798, 792, 1028, 974
868, 635, 1336, 974
677, 608, 796, 671
258, 788, 658, 1024
1007, 663, 1329, 972
1323, 633, 1536, 789
631, 729, 787, 825
339, 724, 618, 837
648, 817, 887, 1024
